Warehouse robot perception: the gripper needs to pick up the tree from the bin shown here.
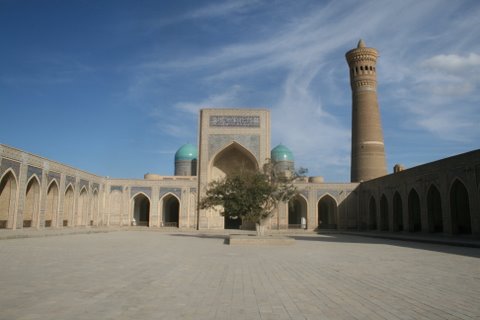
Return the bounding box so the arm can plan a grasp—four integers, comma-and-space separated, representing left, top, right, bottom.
199, 160, 306, 236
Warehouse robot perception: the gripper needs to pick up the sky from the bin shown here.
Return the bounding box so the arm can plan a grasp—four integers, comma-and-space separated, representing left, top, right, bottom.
1, 0, 479, 182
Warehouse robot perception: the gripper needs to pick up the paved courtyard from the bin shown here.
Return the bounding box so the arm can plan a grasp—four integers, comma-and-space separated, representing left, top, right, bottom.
0, 231, 479, 320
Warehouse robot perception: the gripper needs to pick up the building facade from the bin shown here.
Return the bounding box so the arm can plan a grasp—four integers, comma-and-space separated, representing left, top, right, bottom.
1, 41, 479, 236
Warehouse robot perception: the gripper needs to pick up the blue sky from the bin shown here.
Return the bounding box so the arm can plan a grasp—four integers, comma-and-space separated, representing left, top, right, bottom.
1, 0, 479, 181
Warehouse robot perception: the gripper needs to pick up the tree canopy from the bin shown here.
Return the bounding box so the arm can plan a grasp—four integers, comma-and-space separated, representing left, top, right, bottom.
199, 160, 306, 234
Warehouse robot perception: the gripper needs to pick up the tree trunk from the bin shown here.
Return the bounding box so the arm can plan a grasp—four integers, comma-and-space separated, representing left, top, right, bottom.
255, 221, 266, 236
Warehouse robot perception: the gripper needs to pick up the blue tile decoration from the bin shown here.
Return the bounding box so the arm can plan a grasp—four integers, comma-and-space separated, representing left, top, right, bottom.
65, 176, 76, 188
110, 185, 123, 193
317, 190, 340, 200
27, 166, 43, 182
80, 179, 89, 190
160, 187, 182, 199
47, 172, 61, 185
0, 158, 20, 178
131, 186, 151, 198
208, 134, 260, 162
209, 115, 260, 128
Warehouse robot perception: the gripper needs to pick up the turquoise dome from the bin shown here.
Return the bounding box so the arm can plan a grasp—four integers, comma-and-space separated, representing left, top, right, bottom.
271, 144, 294, 162
175, 144, 198, 161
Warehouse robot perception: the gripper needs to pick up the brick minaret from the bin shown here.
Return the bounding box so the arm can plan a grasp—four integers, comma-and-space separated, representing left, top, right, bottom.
346, 39, 387, 182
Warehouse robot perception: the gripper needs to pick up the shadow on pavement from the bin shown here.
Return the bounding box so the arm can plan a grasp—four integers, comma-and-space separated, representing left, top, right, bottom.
291, 234, 480, 258
168, 233, 230, 245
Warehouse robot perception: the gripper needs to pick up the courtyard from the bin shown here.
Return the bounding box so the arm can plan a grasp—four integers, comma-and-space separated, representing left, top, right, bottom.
0, 231, 479, 320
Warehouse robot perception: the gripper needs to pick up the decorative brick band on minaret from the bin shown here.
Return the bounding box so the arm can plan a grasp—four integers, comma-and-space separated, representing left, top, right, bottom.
346, 39, 387, 182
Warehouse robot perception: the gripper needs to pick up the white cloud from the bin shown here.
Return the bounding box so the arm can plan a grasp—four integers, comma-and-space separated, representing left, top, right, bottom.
129, 0, 480, 178
422, 53, 480, 73
175, 85, 244, 114
187, 0, 261, 19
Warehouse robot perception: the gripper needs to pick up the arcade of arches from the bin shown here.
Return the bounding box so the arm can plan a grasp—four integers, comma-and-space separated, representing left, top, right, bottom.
0, 140, 479, 235
363, 178, 476, 235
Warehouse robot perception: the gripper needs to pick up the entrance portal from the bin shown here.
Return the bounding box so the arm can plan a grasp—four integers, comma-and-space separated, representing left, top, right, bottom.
318, 195, 337, 229
133, 194, 150, 226
288, 195, 307, 229
162, 194, 180, 227
210, 142, 258, 230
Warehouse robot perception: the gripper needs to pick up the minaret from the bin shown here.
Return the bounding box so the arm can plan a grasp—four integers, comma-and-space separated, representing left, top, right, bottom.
346, 39, 387, 182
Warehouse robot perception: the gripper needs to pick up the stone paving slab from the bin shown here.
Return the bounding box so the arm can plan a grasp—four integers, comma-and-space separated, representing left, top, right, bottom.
0, 232, 479, 319
335, 231, 480, 248
229, 234, 296, 246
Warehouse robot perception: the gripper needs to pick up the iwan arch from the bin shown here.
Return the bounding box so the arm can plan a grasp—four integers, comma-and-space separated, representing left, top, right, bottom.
1, 41, 479, 236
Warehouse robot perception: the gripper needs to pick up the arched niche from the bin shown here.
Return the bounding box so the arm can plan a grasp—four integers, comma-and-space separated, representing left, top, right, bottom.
24, 176, 40, 228
318, 195, 337, 229
427, 185, 443, 233
368, 196, 377, 230
132, 193, 150, 226
161, 194, 180, 227
63, 185, 75, 227
91, 190, 99, 226
393, 192, 403, 231
288, 195, 307, 229
0, 170, 18, 229
408, 189, 421, 232
450, 179, 471, 234
380, 194, 389, 231
77, 188, 88, 226
45, 180, 59, 227
210, 142, 258, 181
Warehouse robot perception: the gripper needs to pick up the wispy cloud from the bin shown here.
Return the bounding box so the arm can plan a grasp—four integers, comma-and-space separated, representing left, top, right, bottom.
128, 0, 480, 179
187, 0, 262, 19
175, 85, 244, 114
422, 53, 480, 72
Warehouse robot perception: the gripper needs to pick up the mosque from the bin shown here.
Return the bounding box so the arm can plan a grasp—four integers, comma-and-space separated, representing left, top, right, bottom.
1, 41, 479, 236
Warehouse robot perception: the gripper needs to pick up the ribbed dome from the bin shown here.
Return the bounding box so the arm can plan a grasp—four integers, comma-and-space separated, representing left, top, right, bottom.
175, 144, 198, 161
271, 144, 294, 162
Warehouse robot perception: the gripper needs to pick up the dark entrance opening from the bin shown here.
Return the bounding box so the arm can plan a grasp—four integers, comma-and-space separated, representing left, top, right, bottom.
163, 195, 180, 227
133, 194, 150, 226
224, 215, 242, 229
450, 180, 471, 234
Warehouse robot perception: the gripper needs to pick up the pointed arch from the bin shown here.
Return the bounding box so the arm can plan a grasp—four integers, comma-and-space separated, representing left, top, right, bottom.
132, 192, 150, 226
63, 185, 75, 227
408, 188, 421, 232
450, 179, 471, 234
77, 187, 88, 226
45, 180, 59, 227
393, 191, 403, 231
91, 189, 99, 226
288, 194, 308, 229
368, 196, 377, 230
24, 175, 41, 228
318, 194, 338, 229
160, 193, 180, 228
379, 194, 389, 231
210, 141, 259, 181
427, 184, 443, 233
0, 169, 18, 229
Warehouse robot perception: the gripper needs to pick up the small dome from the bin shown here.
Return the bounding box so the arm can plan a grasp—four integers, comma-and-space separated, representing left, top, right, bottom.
175, 143, 198, 161
271, 144, 294, 162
